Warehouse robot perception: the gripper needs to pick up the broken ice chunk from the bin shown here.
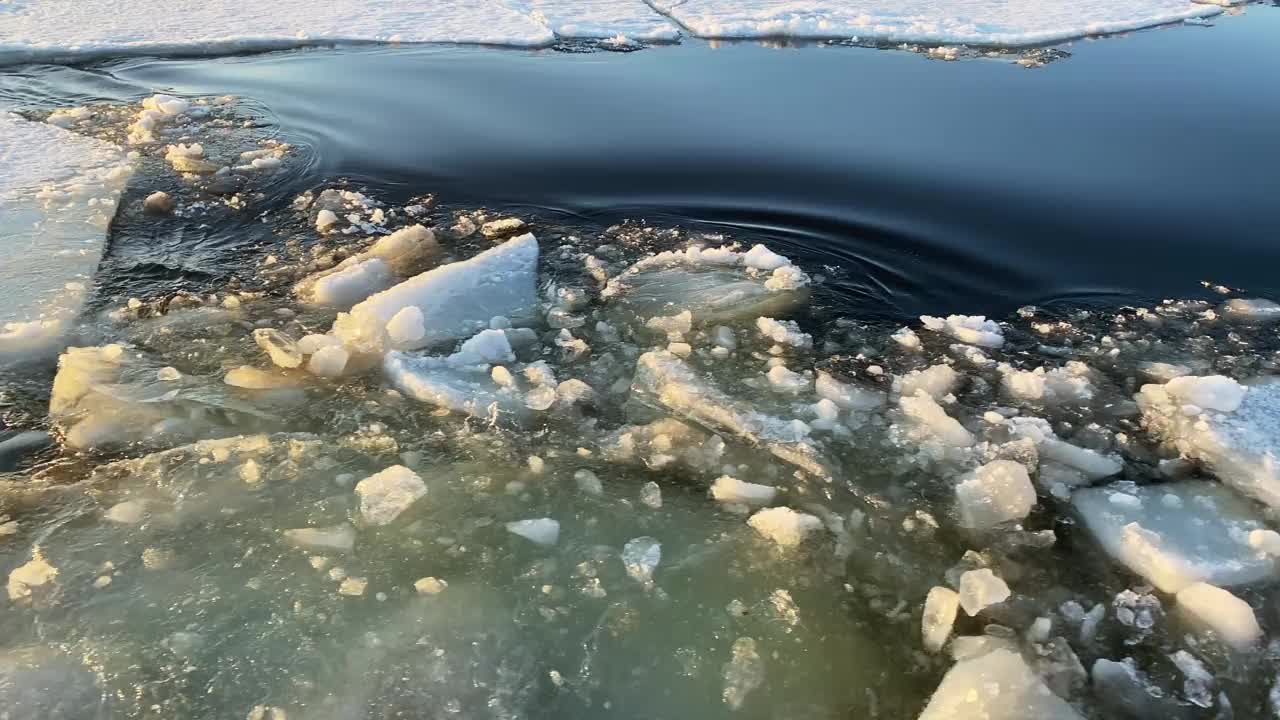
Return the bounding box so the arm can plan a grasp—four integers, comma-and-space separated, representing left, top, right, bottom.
307, 344, 349, 378
1138, 378, 1280, 509
722, 637, 765, 710
454, 329, 515, 365
302, 258, 394, 309
104, 499, 151, 524
385, 306, 426, 347
253, 328, 303, 369
384, 350, 529, 424
815, 371, 885, 411
1072, 481, 1278, 593
7, 549, 57, 602
284, 523, 357, 553
224, 366, 299, 390
922, 586, 960, 653
955, 460, 1036, 530
622, 536, 661, 585
897, 364, 958, 400
354, 465, 426, 526
506, 518, 560, 546
710, 475, 777, 506
897, 391, 974, 449
756, 317, 812, 349
640, 481, 663, 509
958, 568, 1010, 615
920, 315, 1005, 349
1175, 582, 1262, 650
332, 234, 538, 354
747, 507, 823, 547
999, 362, 1094, 404
603, 244, 809, 326
1222, 298, 1280, 320
917, 648, 1084, 720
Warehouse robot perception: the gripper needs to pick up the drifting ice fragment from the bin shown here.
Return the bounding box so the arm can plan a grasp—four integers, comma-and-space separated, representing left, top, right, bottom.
253, 328, 303, 368
333, 234, 538, 353
7, 550, 57, 602
922, 586, 961, 653
748, 507, 823, 547
384, 350, 529, 423
722, 637, 765, 710
1175, 582, 1263, 650
622, 536, 661, 585
920, 315, 1004, 348
958, 568, 1010, 615
284, 524, 357, 553
711, 475, 777, 506
603, 244, 809, 325
354, 465, 426, 526
917, 648, 1083, 720
1072, 481, 1277, 593
307, 345, 349, 377
506, 518, 560, 546
955, 460, 1036, 530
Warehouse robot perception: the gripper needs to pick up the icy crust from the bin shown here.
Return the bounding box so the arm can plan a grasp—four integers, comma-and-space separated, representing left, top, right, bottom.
512, 0, 681, 41
0, 114, 131, 362
1072, 481, 1277, 593
0, 1, 558, 66
1138, 377, 1280, 510
649, 0, 1222, 46
602, 244, 810, 327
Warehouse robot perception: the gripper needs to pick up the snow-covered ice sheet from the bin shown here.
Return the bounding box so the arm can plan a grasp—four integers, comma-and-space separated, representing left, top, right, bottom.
0, 114, 131, 363
648, 0, 1222, 46
511, 0, 681, 41
0, 0, 555, 65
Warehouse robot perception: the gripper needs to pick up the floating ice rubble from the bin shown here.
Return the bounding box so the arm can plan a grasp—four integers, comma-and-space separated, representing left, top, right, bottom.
13, 154, 1280, 717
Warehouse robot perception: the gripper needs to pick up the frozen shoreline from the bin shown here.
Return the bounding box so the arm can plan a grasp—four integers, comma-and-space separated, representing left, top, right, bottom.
0, 0, 1237, 67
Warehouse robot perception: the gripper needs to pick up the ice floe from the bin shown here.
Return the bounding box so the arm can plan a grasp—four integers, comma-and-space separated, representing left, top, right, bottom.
918, 647, 1083, 720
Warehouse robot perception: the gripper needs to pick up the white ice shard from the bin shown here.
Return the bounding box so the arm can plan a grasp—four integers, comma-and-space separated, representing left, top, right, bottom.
651, 0, 1219, 47
958, 568, 1010, 616
1072, 481, 1278, 593
897, 364, 959, 401
922, 586, 960, 654
747, 507, 823, 547
1138, 378, 1280, 509
333, 234, 539, 354
920, 315, 1004, 348
710, 475, 778, 506
917, 648, 1084, 720
955, 460, 1036, 530
384, 349, 531, 424
506, 517, 560, 546
354, 465, 427, 526
603, 244, 810, 326
999, 362, 1094, 405
896, 391, 974, 449
1175, 582, 1263, 651
300, 258, 395, 309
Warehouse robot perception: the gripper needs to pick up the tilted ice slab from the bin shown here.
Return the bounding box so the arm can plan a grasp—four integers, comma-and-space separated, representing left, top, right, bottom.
510, 0, 681, 41
917, 648, 1083, 720
1138, 377, 1280, 511
0, 114, 131, 363
0, 0, 555, 65
332, 234, 539, 354
649, 0, 1222, 46
1072, 481, 1278, 594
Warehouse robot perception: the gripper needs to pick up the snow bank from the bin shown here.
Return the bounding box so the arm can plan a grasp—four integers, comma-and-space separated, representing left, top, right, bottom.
651, 0, 1221, 47
1072, 481, 1278, 593
1138, 378, 1280, 509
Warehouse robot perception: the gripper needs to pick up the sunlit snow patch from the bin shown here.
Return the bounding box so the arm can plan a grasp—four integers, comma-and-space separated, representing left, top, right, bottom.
0, 114, 131, 363
514, 0, 681, 41
648, 0, 1224, 46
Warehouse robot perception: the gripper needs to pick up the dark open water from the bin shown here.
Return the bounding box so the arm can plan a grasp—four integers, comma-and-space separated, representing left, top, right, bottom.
3, 6, 1279, 319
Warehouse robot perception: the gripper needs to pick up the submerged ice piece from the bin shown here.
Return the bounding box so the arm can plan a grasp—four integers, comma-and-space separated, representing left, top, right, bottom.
1138, 377, 1280, 510
917, 648, 1083, 720
1072, 481, 1278, 593
602, 244, 810, 325
629, 350, 829, 476
332, 233, 538, 354
49, 344, 276, 450
384, 349, 532, 425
